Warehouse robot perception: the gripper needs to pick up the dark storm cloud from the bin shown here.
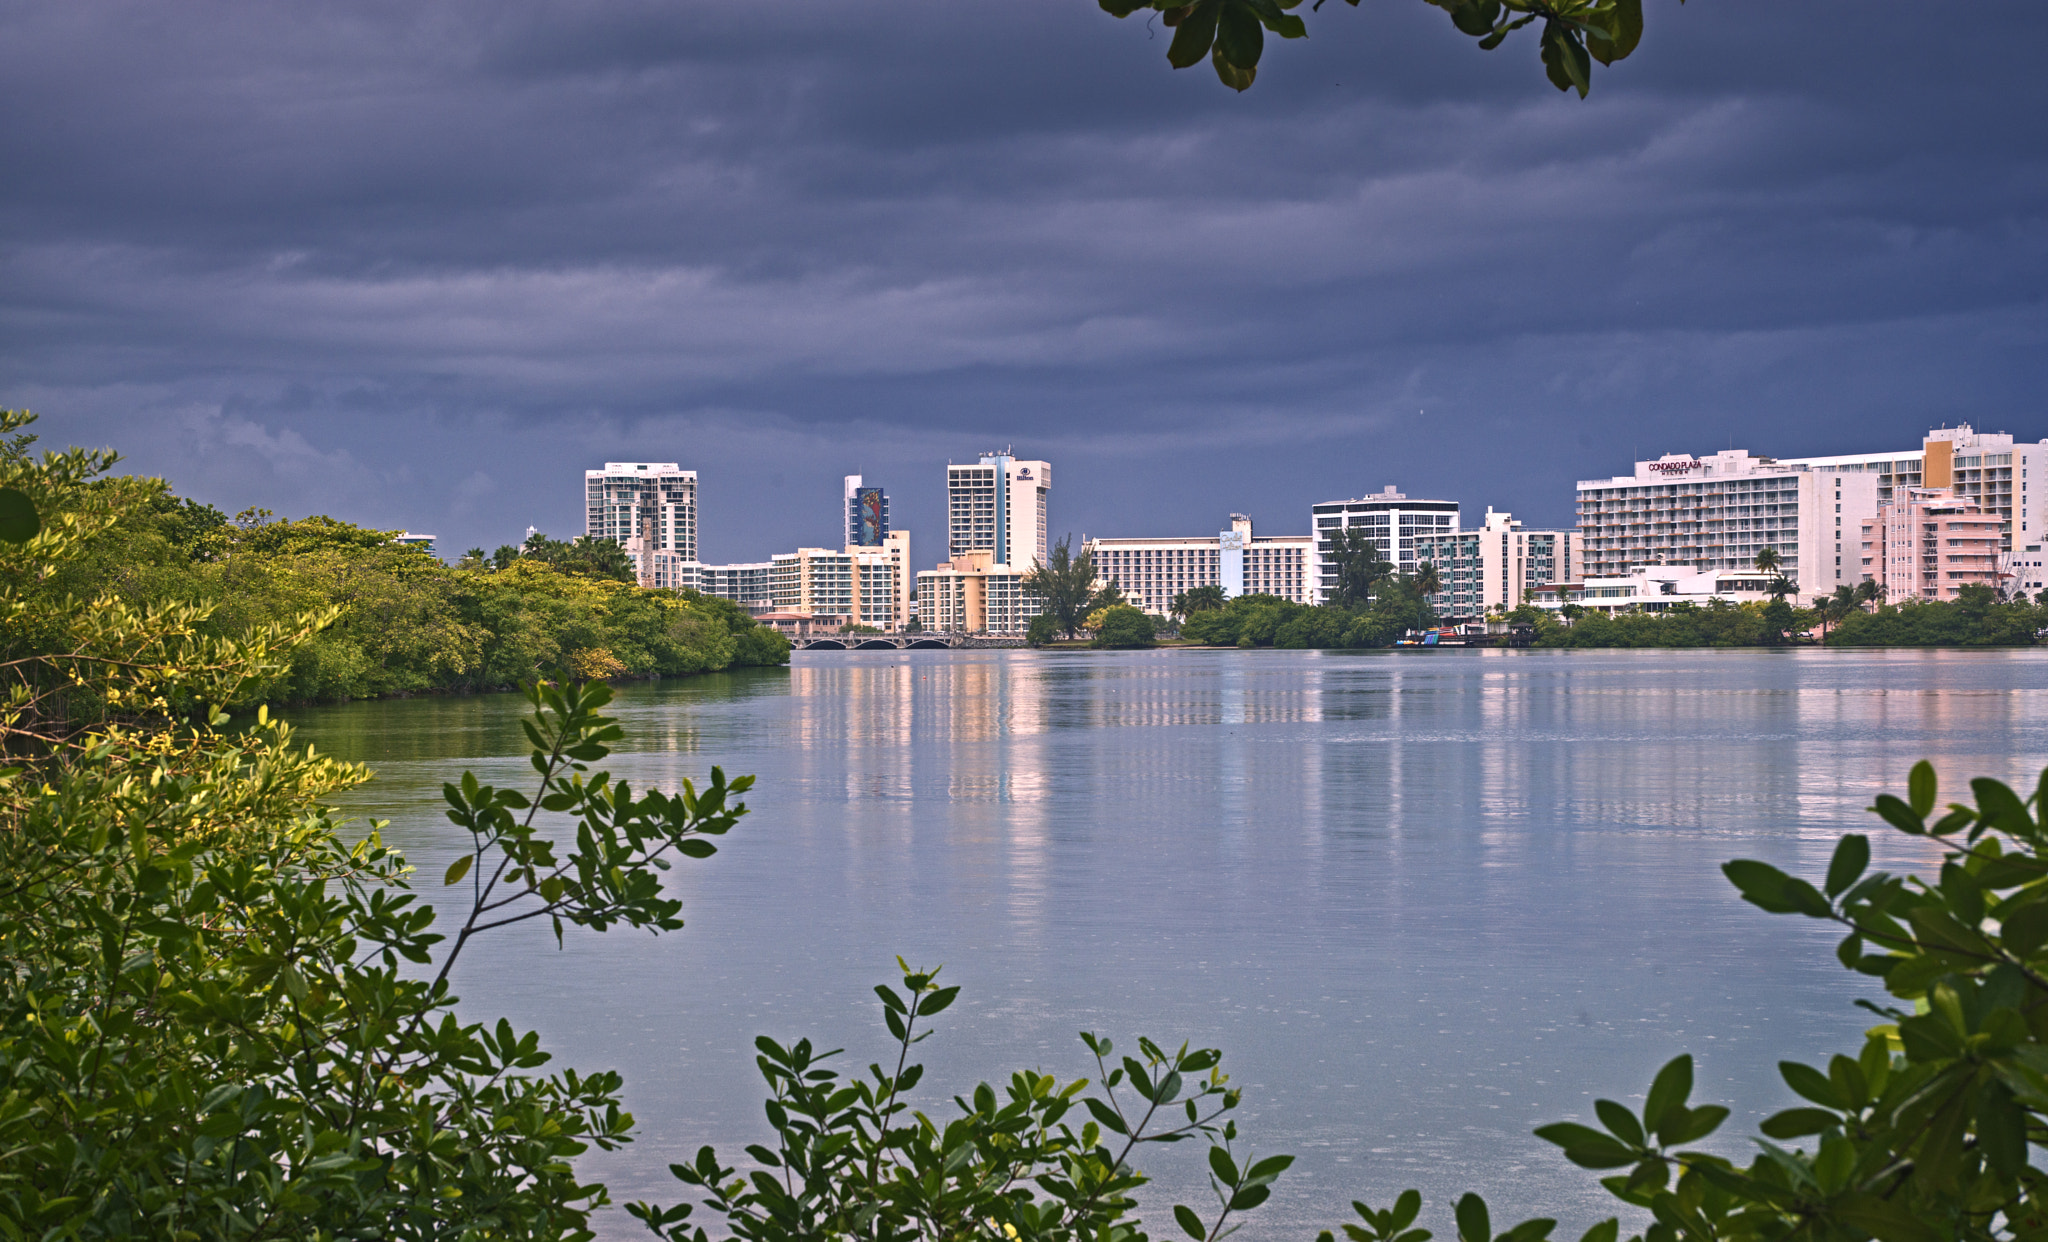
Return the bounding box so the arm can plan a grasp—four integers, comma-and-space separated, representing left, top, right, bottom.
2, 0, 2045, 559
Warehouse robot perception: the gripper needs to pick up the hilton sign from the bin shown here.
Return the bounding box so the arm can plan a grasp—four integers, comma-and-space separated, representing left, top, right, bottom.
1647, 460, 1705, 475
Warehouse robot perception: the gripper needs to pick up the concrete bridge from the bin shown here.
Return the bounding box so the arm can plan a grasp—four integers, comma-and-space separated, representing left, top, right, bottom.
791, 634, 1026, 651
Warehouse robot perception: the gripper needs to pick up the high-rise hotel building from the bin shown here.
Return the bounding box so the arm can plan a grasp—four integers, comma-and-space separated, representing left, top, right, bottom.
1310, 487, 1460, 604
586, 462, 697, 589
1575, 426, 2048, 602
947, 452, 1050, 570
918, 451, 1052, 635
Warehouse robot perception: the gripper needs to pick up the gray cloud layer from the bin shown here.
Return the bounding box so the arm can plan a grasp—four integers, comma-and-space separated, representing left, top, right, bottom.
4, 1, 2045, 560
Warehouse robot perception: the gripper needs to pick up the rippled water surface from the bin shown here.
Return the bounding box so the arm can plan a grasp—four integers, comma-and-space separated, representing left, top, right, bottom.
290, 647, 2048, 1239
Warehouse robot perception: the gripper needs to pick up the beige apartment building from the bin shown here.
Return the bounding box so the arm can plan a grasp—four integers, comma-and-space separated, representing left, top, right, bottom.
1860, 488, 2003, 601
770, 546, 907, 631
916, 551, 1044, 635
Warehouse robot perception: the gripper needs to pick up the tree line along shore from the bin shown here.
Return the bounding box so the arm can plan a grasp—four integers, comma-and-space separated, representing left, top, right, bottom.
29, 460, 789, 709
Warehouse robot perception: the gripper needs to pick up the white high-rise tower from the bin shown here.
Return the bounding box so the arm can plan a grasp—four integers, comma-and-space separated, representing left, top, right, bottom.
585, 462, 697, 588
946, 451, 1050, 570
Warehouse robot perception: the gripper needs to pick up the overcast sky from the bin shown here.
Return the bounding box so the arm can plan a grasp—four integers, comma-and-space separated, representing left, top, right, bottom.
3, 1, 2045, 562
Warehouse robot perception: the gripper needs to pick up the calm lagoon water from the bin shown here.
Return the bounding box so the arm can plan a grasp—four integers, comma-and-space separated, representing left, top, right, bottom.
289, 647, 2048, 1239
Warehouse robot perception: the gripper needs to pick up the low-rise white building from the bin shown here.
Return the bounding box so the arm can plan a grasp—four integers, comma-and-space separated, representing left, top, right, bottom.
691, 562, 775, 614
1086, 515, 1311, 616
1541, 567, 1782, 616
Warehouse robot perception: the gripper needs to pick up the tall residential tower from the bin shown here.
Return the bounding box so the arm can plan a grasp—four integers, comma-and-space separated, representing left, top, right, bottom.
946, 452, 1050, 570
844, 475, 890, 548
585, 462, 698, 588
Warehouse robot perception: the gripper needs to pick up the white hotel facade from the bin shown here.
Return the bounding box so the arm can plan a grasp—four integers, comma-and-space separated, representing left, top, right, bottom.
916, 453, 1053, 635
1576, 426, 2048, 604
1310, 487, 1460, 604
1087, 515, 1312, 616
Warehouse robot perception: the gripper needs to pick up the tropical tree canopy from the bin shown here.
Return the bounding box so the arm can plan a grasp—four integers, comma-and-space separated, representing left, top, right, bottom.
1025, 536, 1123, 639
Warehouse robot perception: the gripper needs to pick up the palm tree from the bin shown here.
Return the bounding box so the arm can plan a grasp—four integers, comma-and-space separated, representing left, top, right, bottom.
1171, 584, 1226, 617
1413, 561, 1442, 600
1854, 579, 1883, 609
1766, 575, 1796, 603
1809, 584, 1855, 639
1023, 536, 1118, 640
1754, 545, 1781, 575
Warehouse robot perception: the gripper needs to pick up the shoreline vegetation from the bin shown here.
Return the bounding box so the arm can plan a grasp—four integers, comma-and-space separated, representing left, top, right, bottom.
17, 440, 788, 712
1030, 590, 2048, 651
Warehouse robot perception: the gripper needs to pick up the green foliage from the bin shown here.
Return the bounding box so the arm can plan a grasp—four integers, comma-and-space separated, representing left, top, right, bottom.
1172, 584, 1227, 618
1325, 527, 1396, 610
1092, 604, 1159, 648
1830, 590, 2046, 647
1548, 590, 2048, 650
0, 421, 758, 1238
1098, 0, 1648, 96
631, 962, 1290, 1242
1025, 536, 1123, 640
1179, 591, 1408, 649
0, 413, 789, 706
1026, 612, 1060, 648
1540, 600, 1780, 649
520, 531, 638, 583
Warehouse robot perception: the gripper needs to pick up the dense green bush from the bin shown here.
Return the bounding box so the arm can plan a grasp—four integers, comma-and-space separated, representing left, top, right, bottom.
1092, 605, 1158, 648
1829, 589, 2045, 647
1539, 600, 1779, 649
1177, 593, 1405, 649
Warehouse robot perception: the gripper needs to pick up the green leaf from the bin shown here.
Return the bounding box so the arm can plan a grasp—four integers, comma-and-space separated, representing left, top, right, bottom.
1779, 1061, 1843, 1108
1448, 0, 1499, 37
1392, 1190, 1423, 1231
1977, 1079, 2027, 1178
1642, 1055, 1693, 1134
2003, 899, 2048, 955
1667, 1104, 1727, 1144
1908, 761, 1937, 817
1455, 1193, 1491, 1242
1759, 1107, 1838, 1138
1214, 1, 1264, 69
1596, 0, 1641, 62
1825, 835, 1869, 897
1167, 0, 1221, 68
1579, 1221, 1619, 1242
917, 985, 960, 1016
0, 488, 38, 543
444, 854, 474, 886
1834, 1193, 1944, 1242
1871, 794, 1926, 835
1176, 1204, 1208, 1240
1973, 778, 2034, 837
1592, 1099, 1642, 1147
1208, 1145, 1239, 1185
1723, 860, 1832, 917
1211, 42, 1255, 90
1084, 1096, 1128, 1135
